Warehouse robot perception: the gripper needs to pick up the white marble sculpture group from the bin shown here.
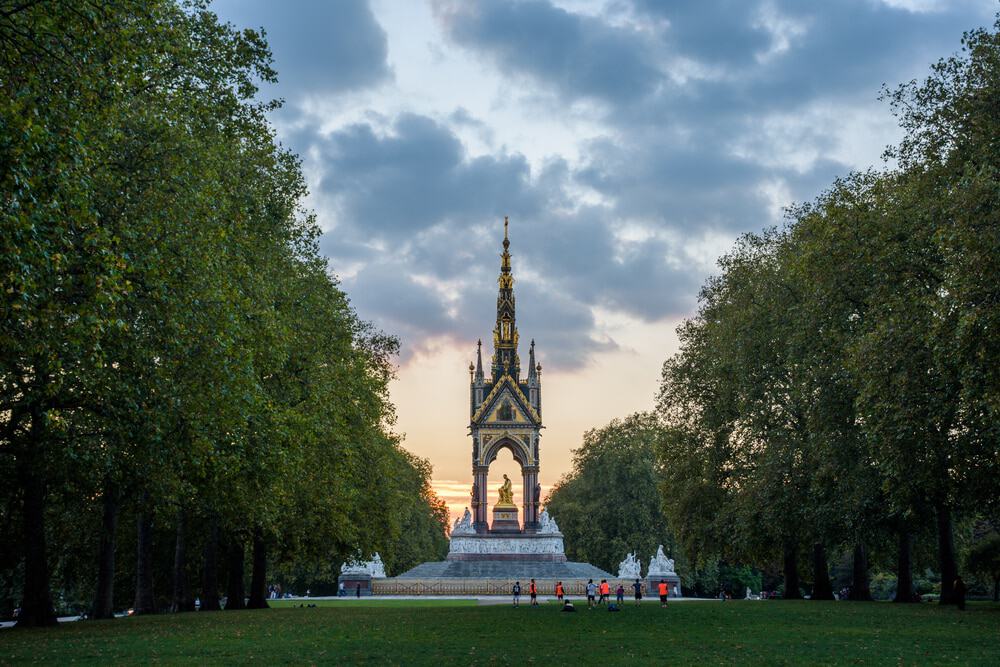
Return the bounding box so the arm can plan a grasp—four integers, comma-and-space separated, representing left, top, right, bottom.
617, 552, 642, 579
647, 545, 676, 576
615, 545, 677, 579
451, 508, 476, 535
340, 552, 387, 578
537, 508, 560, 534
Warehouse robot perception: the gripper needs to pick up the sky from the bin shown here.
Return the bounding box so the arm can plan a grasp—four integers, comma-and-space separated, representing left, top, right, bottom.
212, 0, 996, 520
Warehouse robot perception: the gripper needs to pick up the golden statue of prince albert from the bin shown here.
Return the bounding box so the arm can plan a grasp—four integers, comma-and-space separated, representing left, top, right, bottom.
497, 474, 515, 507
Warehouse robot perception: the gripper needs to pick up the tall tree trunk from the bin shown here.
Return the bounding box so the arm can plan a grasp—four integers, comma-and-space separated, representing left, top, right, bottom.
782, 541, 802, 599
171, 510, 194, 613
133, 504, 156, 615
849, 542, 872, 601
92, 483, 119, 619
246, 528, 269, 609
810, 542, 834, 600
15, 418, 57, 628
936, 502, 959, 605
224, 537, 245, 610
200, 516, 221, 611
894, 527, 919, 603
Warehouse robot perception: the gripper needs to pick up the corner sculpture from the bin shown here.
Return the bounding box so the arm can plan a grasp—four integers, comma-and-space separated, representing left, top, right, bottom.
644, 544, 683, 598
451, 508, 475, 536
617, 552, 642, 580
341, 552, 387, 578
647, 545, 676, 576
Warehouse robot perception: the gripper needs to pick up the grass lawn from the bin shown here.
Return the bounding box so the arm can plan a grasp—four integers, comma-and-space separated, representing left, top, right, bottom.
2, 599, 998, 665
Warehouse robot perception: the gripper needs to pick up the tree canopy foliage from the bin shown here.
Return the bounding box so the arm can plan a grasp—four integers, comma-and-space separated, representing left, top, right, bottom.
1, 0, 446, 627
656, 17, 1000, 603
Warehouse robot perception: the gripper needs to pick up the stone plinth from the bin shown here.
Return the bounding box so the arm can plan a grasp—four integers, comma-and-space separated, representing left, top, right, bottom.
491, 504, 520, 533
339, 573, 373, 597
448, 532, 567, 562
646, 574, 682, 598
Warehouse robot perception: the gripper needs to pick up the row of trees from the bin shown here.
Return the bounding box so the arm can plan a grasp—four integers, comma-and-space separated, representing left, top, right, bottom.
657, 19, 1000, 603
1, 1, 447, 627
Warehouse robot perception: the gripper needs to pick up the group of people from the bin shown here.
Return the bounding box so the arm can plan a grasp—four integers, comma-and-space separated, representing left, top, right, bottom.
512, 578, 675, 610
510, 579, 540, 606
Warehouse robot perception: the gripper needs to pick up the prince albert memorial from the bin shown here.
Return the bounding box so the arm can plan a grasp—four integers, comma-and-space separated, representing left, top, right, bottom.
356, 218, 611, 593
371, 219, 614, 594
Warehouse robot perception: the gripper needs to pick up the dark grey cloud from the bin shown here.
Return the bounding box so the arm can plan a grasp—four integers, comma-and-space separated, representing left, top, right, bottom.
433, 0, 663, 104
317, 113, 541, 242
212, 0, 391, 98
439, 0, 994, 119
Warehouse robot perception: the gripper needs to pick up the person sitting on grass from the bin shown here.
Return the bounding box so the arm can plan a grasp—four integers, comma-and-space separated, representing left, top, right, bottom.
586, 579, 597, 608
632, 579, 643, 606
512, 581, 521, 607
562, 597, 576, 612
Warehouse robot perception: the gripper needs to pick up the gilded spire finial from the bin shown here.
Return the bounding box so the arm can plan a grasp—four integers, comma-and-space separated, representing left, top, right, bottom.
499, 216, 513, 288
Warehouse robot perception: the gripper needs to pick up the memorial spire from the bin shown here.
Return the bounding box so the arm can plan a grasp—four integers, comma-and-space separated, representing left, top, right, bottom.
492, 216, 519, 380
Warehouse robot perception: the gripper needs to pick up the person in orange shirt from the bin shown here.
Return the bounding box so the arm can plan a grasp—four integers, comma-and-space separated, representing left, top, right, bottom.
658, 580, 668, 607
555, 581, 564, 602
599, 579, 610, 605
529, 578, 538, 606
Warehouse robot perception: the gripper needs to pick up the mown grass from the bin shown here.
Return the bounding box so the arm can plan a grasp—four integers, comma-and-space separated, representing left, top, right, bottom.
2, 600, 997, 665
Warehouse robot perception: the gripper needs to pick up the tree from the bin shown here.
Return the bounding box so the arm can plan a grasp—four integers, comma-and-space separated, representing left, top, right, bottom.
546, 413, 676, 576
967, 531, 1000, 602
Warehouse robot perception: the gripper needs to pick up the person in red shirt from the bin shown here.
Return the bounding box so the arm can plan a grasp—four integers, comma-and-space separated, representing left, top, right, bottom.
658, 580, 668, 607
599, 579, 610, 605
555, 581, 564, 602
529, 579, 538, 606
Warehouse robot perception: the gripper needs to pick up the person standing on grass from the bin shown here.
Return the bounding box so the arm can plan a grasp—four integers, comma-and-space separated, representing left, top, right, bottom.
599, 579, 610, 605
512, 581, 522, 607
616, 583, 625, 605
633, 579, 643, 606
587, 579, 597, 608
954, 576, 967, 611
555, 581, 564, 603
529, 579, 539, 606
658, 580, 668, 607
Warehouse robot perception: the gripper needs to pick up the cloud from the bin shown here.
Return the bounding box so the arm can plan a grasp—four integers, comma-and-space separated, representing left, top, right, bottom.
213, 0, 995, 375
433, 0, 664, 105
212, 0, 391, 99
316, 113, 541, 243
